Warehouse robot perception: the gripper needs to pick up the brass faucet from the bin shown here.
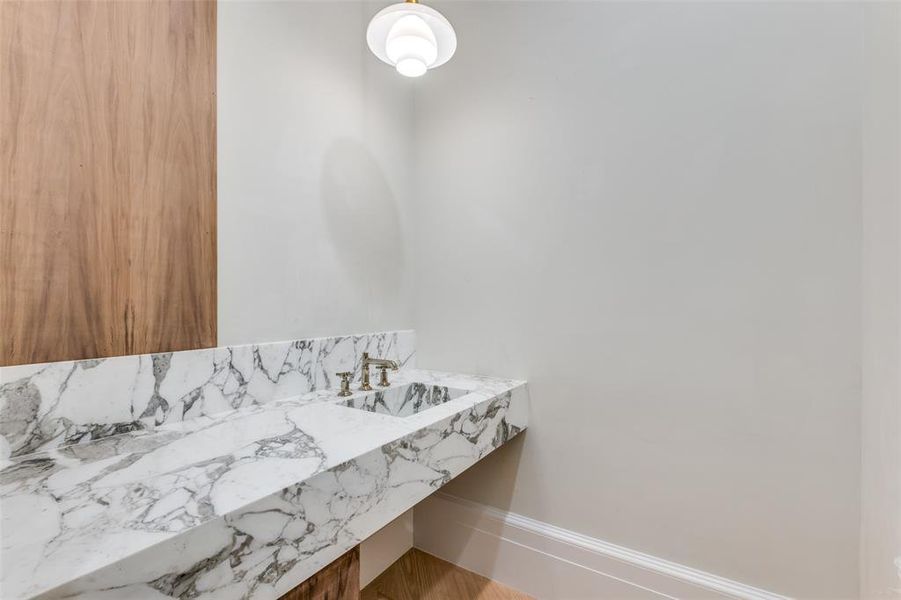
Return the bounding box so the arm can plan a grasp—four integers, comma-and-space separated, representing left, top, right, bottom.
360, 352, 399, 390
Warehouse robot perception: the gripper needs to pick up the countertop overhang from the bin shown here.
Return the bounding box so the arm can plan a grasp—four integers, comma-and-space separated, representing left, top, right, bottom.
0, 369, 528, 600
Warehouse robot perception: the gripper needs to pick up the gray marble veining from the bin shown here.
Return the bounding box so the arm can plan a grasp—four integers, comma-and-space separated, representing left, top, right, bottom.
0, 368, 528, 600
340, 382, 468, 417
0, 331, 415, 459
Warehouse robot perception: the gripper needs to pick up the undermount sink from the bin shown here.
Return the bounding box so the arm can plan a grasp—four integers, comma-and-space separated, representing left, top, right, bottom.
340, 383, 468, 418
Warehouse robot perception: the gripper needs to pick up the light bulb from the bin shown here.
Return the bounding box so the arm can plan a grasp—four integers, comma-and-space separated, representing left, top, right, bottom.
385, 14, 437, 76
396, 58, 428, 77
367, 2, 457, 77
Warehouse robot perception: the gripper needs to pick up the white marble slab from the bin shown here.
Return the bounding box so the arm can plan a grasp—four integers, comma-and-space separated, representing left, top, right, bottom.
0, 331, 415, 460
0, 369, 528, 600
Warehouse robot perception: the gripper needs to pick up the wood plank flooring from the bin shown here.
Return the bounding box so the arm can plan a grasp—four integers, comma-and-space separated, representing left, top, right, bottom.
362, 549, 533, 600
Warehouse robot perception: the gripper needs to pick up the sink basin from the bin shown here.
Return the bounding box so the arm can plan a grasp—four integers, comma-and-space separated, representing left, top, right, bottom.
340, 383, 468, 418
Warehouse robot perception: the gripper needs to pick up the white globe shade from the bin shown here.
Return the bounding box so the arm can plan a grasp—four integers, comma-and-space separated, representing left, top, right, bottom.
386, 14, 437, 76
367, 2, 456, 77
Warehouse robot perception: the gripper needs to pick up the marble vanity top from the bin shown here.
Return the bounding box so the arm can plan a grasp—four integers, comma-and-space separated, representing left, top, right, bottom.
0, 368, 528, 600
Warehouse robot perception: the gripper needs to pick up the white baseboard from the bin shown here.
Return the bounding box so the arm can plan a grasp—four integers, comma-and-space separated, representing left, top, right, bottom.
413, 492, 791, 600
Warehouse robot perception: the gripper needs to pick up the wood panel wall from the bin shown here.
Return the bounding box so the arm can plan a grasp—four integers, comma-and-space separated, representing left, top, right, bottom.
0, 0, 217, 366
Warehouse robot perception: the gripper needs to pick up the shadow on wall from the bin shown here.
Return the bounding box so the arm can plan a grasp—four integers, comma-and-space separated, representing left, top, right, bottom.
419, 433, 530, 572
321, 138, 404, 293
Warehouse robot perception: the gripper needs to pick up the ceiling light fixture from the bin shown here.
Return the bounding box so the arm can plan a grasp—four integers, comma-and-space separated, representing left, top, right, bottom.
367, 0, 456, 78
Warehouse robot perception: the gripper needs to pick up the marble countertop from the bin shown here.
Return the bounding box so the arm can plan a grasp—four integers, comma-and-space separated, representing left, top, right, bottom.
0, 369, 528, 600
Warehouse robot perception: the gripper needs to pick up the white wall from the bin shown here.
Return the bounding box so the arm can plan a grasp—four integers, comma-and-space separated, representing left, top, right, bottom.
218, 0, 415, 346
861, 3, 901, 598
411, 3, 863, 597
218, 1, 889, 596
360, 511, 413, 587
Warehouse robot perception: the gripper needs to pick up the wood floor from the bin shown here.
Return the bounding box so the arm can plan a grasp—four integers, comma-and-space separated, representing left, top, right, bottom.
362, 549, 533, 600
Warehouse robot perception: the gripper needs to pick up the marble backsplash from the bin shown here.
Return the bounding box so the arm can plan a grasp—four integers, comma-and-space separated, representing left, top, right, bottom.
0, 330, 415, 460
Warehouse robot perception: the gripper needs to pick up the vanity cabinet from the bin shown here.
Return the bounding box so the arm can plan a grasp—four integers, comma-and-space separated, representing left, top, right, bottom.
279, 547, 360, 600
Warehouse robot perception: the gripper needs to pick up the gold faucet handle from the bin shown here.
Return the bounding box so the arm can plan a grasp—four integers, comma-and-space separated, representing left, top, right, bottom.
376, 365, 392, 387
335, 371, 353, 397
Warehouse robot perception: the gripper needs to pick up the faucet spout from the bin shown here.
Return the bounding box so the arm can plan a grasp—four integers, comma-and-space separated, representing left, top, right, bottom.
360, 352, 399, 390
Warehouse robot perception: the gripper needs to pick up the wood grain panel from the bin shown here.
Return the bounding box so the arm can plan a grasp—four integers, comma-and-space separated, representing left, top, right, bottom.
280, 547, 360, 600
362, 549, 534, 600
0, 0, 216, 366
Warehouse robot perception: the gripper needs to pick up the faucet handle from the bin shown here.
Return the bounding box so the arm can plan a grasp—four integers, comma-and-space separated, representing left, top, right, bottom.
335, 371, 353, 397
376, 365, 392, 387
